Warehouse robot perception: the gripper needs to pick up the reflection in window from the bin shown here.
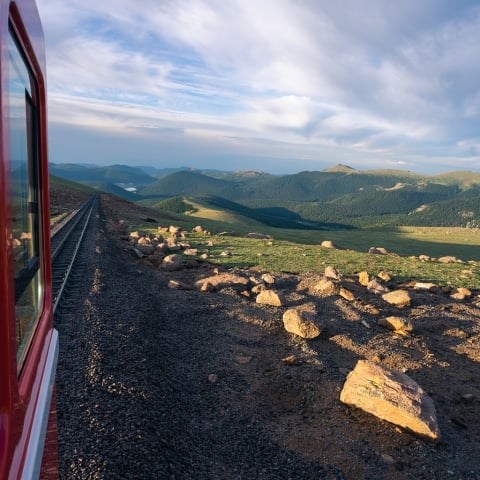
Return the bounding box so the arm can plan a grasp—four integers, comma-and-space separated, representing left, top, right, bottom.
8, 28, 42, 368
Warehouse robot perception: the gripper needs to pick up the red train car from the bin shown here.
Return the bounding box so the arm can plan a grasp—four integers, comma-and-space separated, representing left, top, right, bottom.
0, 0, 58, 478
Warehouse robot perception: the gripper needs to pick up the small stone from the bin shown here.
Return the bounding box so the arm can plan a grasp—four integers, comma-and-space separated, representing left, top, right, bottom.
200, 282, 214, 292
339, 287, 355, 301
256, 290, 285, 307
261, 273, 275, 284
251, 284, 265, 294
369, 247, 389, 255
208, 374, 218, 383
161, 254, 183, 271
380, 453, 395, 465
461, 393, 475, 403
361, 320, 371, 328
377, 271, 392, 282
367, 278, 389, 294
183, 248, 198, 256
378, 316, 413, 335
418, 254, 431, 261
283, 308, 321, 339
313, 278, 338, 296
320, 240, 337, 249
382, 290, 411, 307
414, 282, 438, 291
450, 287, 472, 300
364, 304, 381, 315
240, 290, 250, 297
195, 273, 249, 291
358, 271, 370, 286
200, 253, 209, 260
324, 265, 341, 280
234, 355, 252, 364
167, 280, 191, 290
438, 256, 459, 264
220, 251, 231, 257
282, 355, 301, 365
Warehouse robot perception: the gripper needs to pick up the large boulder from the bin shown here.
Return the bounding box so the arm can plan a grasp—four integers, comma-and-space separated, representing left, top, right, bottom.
340, 360, 440, 441
283, 308, 321, 339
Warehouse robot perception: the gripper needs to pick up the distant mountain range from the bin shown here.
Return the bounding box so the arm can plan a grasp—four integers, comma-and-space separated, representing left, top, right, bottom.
50, 162, 480, 228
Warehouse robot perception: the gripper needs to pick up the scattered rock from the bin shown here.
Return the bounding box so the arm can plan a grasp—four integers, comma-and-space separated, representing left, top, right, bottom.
378, 316, 413, 335
251, 284, 266, 294
261, 273, 276, 285
161, 254, 183, 271
312, 278, 338, 296
234, 355, 252, 364
414, 282, 438, 291
193, 225, 205, 233
367, 279, 389, 294
340, 360, 441, 441
136, 244, 155, 255
200, 253, 209, 260
419, 254, 431, 261
282, 308, 321, 339
256, 290, 285, 307
382, 290, 411, 307
208, 374, 218, 383
194, 273, 249, 291
320, 240, 337, 249
339, 287, 355, 301
450, 287, 472, 300
220, 251, 231, 257
282, 355, 301, 365
167, 279, 191, 290
364, 304, 381, 316
183, 248, 198, 256
218, 231, 238, 237
377, 271, 392, 282
358, 271, 370, 287
438, 256, 460, 264
324, 265, 342, 280
368, 247, 389, 255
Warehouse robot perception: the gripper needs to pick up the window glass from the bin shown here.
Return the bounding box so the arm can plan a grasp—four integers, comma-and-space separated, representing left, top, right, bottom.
8, 29, 42, 368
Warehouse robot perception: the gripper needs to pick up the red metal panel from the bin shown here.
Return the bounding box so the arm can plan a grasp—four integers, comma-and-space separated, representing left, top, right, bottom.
0, 0, 56, 478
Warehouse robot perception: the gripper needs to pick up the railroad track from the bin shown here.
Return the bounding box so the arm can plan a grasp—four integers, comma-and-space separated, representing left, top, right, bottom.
51, 194, 98, 313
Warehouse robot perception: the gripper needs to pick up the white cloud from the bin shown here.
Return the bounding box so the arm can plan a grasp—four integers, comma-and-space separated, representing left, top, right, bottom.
36, 0, 480, 172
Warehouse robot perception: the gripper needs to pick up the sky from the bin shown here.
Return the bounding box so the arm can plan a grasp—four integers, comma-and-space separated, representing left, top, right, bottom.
36, 0, 480, 174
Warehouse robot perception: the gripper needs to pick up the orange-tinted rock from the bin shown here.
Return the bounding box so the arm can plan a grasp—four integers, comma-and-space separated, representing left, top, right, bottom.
340, 360, 440, 441
382, 290, 411, 307
283, 308, 321, 339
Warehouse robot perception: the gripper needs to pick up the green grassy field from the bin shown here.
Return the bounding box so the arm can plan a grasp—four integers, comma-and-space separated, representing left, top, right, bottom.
126, 203, 479, 290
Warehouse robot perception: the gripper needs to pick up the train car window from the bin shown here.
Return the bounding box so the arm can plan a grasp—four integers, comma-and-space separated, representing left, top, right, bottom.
8, 28, 42, 368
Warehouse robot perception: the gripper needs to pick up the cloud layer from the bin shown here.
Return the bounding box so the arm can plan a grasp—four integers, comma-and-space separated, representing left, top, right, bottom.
37, 0, 480, 172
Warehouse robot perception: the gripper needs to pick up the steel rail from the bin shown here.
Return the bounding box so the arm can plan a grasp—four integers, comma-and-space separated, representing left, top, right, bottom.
52, 195, 97, 313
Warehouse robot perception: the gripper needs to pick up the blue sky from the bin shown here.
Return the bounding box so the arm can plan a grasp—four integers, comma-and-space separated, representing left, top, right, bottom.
37, 0, 480, 174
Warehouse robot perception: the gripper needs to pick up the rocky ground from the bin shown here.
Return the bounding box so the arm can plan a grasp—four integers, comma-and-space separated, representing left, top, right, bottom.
54, 193, 480, 480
